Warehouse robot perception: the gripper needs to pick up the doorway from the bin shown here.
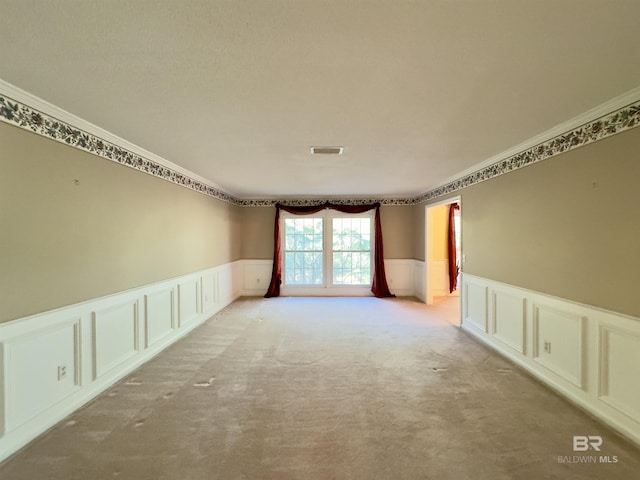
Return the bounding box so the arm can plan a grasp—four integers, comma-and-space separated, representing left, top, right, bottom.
424, 198, 462, 326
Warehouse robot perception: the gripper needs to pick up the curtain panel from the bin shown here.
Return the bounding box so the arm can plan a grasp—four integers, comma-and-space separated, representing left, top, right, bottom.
447, 202, 460, 294
264, 202, 394, 298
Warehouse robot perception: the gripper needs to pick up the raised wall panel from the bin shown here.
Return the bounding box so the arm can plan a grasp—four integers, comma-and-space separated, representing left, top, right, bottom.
464, 281, 487, 332
232, 262, 243, 299
459, 273, 640, 447
413, 261, 426, 303
385, 261, 413, 292
533, 304, 584, 388
218, 266, 233, 305
92, 301, 139, 380
178, 280, 199, 327
0, 261, 244, 463
201, 273, 217, 313
492, 290, 526, 354
243, 263, 272, 292
5, 320, 80, 431
144, 289, 174, 348
599, 325, 640, 422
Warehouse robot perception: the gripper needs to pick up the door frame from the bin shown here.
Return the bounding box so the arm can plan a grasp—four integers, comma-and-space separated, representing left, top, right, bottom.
423, 196, 462, 316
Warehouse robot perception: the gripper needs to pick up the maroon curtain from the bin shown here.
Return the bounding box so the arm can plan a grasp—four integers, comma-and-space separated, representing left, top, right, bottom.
263, 206, 283, 298
264, 203, 326, 298
447, 203, 460, 293
369, 205, 394, 297
264, 202, 394, 298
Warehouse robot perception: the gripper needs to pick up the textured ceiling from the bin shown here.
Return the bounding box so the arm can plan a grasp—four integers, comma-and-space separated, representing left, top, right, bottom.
2, 0, 640, 199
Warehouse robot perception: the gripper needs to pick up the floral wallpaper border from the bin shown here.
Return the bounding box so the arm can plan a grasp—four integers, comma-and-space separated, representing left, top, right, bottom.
237, 197, 412, 207
1, 93, 639, 207
0, 94, 240, 205
410, 99, 640, 205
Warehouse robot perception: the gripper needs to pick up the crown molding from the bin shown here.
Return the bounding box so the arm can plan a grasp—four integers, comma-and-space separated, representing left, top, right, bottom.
413, 89, 640, 205
2, 79, 639, 208
436, 85, 640, 192
0, 79, 242, 205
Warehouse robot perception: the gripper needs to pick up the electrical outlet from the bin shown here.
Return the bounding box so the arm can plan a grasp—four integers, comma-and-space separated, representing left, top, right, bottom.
57, 365, 67, 381
543, 341, 551, 354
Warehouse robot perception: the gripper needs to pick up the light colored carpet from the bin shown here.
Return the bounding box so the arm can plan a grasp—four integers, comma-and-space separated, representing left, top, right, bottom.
1, 296, 638, 479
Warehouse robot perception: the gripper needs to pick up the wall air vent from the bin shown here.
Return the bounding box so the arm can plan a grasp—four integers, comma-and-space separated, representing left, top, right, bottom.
310, 146, 344, 155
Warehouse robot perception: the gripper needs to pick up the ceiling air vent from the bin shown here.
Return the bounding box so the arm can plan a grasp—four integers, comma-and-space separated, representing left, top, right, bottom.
310, 146, 344, 155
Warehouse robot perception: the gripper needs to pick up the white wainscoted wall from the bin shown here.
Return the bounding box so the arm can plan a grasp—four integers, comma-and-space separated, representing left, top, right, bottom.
384, 259, 422, 298
5, 260, 637, 459
0, 258, 425, 461
0, 261, 244, 462
461, 272, 640, 446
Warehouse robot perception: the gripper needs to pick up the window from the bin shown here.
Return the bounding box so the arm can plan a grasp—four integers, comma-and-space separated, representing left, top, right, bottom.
283, 212, 373, 288
332, 217, 371, 285
284, 217, 324, 285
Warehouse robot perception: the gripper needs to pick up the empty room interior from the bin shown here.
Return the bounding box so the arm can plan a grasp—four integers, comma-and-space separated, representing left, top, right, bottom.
1, 1, 640, 478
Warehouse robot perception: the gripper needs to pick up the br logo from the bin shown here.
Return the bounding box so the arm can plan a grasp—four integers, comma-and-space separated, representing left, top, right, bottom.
573, 435, 603, 452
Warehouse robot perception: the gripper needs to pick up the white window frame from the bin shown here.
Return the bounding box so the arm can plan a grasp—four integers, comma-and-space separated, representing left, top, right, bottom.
281, 209, 375, 296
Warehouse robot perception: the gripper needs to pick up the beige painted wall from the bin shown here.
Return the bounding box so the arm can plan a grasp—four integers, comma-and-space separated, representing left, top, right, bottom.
239, 204, 416, 260
420, 126, 640, 318
379, 205, 415, 259
9, 110, 636, 321
241, 206, 275, 259
0, 123, 242, 323
412, 203, 426, 261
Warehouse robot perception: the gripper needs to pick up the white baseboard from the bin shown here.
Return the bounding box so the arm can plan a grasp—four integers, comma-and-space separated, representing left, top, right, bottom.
0, 260, 244, 463
461, 273, 640, 447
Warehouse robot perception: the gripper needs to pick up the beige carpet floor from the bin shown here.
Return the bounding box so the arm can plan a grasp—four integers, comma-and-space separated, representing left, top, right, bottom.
1, 296, 638, 479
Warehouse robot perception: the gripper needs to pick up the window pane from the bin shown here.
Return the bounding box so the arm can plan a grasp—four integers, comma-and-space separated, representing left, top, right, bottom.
284, 217, 323, 285
285, 218, 324, 252
332, 218, 371, 250
284, 254, 295, 283
333, 251, 371, 285
313, 233, 323, 250
331, 217, 372, 285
